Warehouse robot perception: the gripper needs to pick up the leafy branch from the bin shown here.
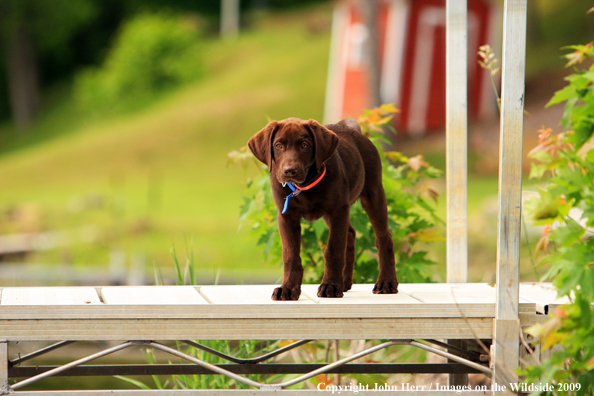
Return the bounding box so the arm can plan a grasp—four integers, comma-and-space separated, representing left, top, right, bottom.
522, 42, 594, 395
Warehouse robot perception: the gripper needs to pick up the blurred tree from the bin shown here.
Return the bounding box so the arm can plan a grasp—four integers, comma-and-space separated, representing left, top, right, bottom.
0, 0, 97, 130
0, 0, 331, 127
220, 0, 240, 39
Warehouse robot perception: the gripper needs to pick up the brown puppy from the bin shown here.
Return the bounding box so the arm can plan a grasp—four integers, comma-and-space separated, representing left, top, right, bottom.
248, 118, 398, 300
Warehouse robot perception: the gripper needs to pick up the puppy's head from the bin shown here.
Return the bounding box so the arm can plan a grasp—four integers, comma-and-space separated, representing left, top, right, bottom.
248, 118, 338, 185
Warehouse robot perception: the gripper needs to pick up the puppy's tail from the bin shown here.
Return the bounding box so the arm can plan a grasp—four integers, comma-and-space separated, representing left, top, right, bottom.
337, 118, 362, 133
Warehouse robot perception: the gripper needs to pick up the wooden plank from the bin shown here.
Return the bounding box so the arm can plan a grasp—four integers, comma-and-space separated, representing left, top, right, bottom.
0, 317, 494, 341
0, 284, 553, 320
446, 2, 469, 387
301, 284, 423, 304
0, 284, 548, 319
398, 283, 534, 312
519, 312, 547, 328
100, 286, 207, 305
0, 287, 101, 306
519, 283, 570, 314
446, 0, 468, 284
0, 302, 500, 320
199, 285, 315, 304
495, 0, 527, 323
399, 283, 496, 303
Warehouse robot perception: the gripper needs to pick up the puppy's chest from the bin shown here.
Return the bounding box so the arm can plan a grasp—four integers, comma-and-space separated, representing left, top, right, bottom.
289, 195, 326, 222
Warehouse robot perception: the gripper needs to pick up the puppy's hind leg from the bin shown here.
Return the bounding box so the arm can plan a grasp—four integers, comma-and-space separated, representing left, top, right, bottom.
342, 223, 356, 292
360, 186, 399, 294
318, 206, 350, 298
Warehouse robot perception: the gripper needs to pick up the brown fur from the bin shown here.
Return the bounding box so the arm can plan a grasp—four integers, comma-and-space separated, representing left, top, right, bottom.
248, 118, 398, 300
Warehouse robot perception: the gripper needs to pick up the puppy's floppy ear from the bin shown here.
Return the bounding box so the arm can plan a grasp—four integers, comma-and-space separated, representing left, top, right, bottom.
304, 119, 339, 171
248, 121, 279, 169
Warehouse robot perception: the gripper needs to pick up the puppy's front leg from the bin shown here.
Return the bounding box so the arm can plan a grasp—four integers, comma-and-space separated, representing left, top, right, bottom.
272, 214, 303, 300
318, 206, 350, 298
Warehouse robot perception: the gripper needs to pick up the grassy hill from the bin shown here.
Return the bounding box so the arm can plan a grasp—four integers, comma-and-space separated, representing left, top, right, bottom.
0, 4, 334, 283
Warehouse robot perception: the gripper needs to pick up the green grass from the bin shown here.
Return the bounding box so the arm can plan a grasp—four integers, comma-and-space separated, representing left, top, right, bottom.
0, 4, 333, 282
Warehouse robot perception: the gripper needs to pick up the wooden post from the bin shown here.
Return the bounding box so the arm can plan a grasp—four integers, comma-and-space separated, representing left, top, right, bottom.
446, 0, 468, 284
493, 0, 527, 390
0, 341, 8, 394
446, 0, 468, 387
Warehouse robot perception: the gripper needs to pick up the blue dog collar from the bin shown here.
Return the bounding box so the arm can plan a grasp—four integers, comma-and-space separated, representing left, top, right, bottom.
281, 164, 326, 214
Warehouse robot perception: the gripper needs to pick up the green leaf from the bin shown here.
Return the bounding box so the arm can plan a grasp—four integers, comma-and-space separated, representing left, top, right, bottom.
114, 376, 151, 390
263, 228, 278, 260
546, 84, 578, 107
524, 190, 561, 223
550, 216, 585, 245
529, 163, 548, 179
560, 97, 579, 130
585, 148, 594, 163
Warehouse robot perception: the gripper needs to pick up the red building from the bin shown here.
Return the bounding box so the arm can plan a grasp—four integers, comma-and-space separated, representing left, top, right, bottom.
324, 0, 499, 136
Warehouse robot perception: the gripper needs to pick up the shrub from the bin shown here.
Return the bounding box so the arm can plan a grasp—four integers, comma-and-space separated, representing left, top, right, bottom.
228, 105, 443, 285
75, 12, 205, 111
523, 43, 594, 395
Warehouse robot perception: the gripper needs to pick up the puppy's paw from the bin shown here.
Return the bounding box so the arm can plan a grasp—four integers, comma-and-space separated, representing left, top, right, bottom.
342, 278, 353, 292
317, 283, 344, 298
271, 286, 301, 301
373, 280, 398, 294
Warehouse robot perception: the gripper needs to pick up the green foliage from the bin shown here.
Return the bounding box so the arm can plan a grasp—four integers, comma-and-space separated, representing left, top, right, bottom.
229, 105, 443, 285
74, 12, 205, 112
523, 42, 594, 395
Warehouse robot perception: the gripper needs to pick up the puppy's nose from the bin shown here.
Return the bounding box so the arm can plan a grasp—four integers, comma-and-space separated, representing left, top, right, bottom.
283, 165, 298, 177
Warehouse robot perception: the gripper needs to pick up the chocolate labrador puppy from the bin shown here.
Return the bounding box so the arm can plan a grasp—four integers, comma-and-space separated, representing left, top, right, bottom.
248, 118, 398, 300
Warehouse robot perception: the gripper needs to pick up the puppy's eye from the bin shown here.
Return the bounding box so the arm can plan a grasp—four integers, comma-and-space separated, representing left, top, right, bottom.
275, 143, 282, 149
301, 142, 309, 149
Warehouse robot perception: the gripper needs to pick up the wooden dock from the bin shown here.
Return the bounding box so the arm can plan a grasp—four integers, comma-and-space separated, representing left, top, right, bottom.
0, 283, 566, 341
0, 283, 567, 394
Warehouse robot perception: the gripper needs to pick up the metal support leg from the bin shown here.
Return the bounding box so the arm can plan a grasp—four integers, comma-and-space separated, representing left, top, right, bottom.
409, 341, 491, 376
0, 341, 8, 395
10, 341, 75, 367
11, 341, 135, 390
448, 340, 469, 386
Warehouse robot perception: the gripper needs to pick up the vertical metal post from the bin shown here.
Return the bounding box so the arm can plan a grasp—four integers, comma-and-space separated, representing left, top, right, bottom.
0, 341, 8, 395
446, 0, 468, 387
493, 0, 527, 390
446, 0, 468, 284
